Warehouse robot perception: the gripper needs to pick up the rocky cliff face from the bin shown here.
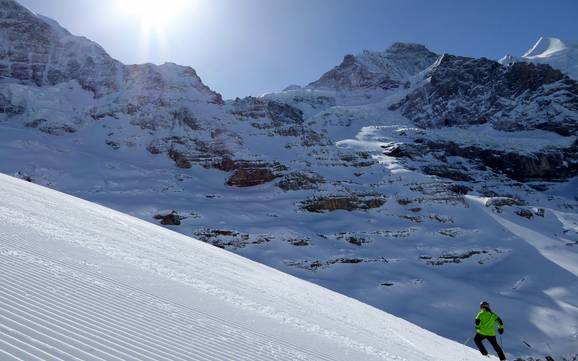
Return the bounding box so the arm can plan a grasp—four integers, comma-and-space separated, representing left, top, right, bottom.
0, 0, 122, 94
0, 0, 236, 169
391, 54, 578, 135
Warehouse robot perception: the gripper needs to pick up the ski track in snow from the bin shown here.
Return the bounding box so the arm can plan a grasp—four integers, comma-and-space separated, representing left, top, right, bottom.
0, 174, 492, 361
0, 246, 320, 361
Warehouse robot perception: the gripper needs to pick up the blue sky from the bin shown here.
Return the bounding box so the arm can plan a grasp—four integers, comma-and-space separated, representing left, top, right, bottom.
17, 0, 578, 99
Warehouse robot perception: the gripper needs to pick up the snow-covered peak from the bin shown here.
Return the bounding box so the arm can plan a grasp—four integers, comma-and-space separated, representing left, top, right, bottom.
308, 42, 438, 91
523, 37, 573, 58
502, 37, 578, 80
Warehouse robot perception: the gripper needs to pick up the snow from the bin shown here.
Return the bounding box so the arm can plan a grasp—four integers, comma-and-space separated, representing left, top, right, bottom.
501, 36, 578, 80
0, 173, 491, 361
476, 196, 578, 277
2, 67, 578, 358
2, 3, 578, 359
523, 37, 572, 59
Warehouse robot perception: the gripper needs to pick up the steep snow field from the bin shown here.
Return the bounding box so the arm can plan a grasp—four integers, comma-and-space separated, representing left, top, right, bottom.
0, 173, 492, 361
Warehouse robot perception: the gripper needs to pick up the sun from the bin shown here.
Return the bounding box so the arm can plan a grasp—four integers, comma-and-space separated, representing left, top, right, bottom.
118, 0, 188, 28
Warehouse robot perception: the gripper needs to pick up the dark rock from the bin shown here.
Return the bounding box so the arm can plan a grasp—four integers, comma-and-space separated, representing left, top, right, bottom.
0, 94, 25, 114
486, 197, 525, 207
535, 208, 546, 217
384, 145, 412, 158
400, 215, 424, 223
425, 250, 494, 266
193, 229, 271, 249
448, 184, 472, 195
422, 165, 474, 182
339, 152, 377, 167
38, 124, 77, 135
421, 141, 578, 182
15, 171, 32, 182
397, 198, 414, 205
168, 149, 192, 169
171, 107, 201, 130
301, 130, 332, 147
277, 171, 325, 191
106, 140, 120, 150
288, 239, 310, 246
346, 236, 367, 246
226, 167, 279, 187
146, 144, 162, 155
391, 54, 578, 135
302, 194, 386, 213
231, 97, 304, 137
154, 211, 186, 226
24, 119, 46, 128
212, 158, 286, 173
516, 209, 534, 219
286, 256, 388, 271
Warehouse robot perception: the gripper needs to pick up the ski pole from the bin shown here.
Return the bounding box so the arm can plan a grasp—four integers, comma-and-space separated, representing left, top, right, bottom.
464, 332, 476, 345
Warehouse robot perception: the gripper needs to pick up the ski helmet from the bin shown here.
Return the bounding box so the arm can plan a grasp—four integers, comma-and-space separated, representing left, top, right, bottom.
480, 301, 490, 308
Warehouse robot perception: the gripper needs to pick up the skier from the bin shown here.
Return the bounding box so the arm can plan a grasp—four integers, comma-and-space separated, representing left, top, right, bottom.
474, 301, 506, 360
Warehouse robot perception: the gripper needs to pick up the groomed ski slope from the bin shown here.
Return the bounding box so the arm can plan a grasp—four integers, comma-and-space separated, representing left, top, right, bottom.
0, 173, 494, 361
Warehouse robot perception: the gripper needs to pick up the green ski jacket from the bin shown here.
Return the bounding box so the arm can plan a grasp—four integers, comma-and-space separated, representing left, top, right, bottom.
475, 310, 504, 336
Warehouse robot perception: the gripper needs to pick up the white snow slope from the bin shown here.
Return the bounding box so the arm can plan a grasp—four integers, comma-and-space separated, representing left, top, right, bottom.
0, 173, 490, 361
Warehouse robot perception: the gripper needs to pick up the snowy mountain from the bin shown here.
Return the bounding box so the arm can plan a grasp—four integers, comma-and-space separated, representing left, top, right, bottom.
308, 43, 438, 91
1, 1, 578, 360
500, 37, 578, 80
0, 173, 494, 361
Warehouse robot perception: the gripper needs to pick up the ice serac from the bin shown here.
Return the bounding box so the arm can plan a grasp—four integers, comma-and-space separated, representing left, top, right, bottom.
308, 42, 439, 91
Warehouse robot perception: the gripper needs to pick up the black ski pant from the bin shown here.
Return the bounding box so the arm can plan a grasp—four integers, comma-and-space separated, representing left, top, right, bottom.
474, 333, 506, 360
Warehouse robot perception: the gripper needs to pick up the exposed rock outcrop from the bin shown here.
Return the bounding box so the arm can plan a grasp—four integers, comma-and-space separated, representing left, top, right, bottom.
392, 55, 578, 136
154, 211, 186, 226
276, 171, 325, 191
301, 194, 386, 213
226, 167, 279, 187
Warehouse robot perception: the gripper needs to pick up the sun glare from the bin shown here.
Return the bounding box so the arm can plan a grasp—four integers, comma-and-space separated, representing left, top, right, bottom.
118, 0, 188, 28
